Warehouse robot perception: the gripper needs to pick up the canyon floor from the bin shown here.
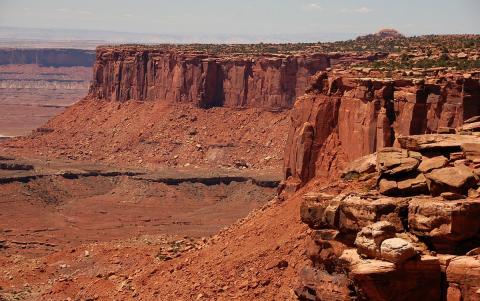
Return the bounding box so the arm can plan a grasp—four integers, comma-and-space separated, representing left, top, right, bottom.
1, 34, 479, 301
0, 155, 292, 300
0, 100, 297, 301
0, 64, 91, 137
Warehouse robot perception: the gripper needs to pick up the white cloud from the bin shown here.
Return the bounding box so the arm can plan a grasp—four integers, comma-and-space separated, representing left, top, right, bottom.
302, 3, 323, 11
341, 6, 373, 14
123, 13, 134, 18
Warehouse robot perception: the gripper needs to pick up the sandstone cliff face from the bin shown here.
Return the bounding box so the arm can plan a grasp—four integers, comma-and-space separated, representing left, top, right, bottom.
284, 71, 480, 185
88, 46, 330, 109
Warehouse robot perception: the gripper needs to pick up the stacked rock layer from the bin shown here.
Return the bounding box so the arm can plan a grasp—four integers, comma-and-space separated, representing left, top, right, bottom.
296, 131, 480, 300
88, 46, 330, 109
284, 70, 480, 186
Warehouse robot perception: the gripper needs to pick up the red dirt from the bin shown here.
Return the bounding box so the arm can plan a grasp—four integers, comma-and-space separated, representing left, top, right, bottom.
0, 175, 276, 256
0, 152, 288, 300
0, 180, 328, 300
3, 100, 289, 170
0, 97, 294, 300
0, 64, 91, 136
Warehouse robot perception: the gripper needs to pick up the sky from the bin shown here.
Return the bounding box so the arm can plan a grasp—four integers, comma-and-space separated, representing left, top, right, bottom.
0, 0, 479, 39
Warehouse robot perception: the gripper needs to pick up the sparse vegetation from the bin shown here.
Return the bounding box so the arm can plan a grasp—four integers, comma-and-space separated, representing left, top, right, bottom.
101, 34, 480, 56
365, 58, 480, 71
101, 35, 480, 71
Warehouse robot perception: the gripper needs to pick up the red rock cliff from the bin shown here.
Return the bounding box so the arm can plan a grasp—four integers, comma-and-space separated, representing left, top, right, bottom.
284, 70, 480, 184
88, 46, 330, 109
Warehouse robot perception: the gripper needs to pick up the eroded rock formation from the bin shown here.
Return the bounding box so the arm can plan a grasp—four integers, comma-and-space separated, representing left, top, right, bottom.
88, 46, 330, 109
284, 70, 480, 186
296, 131, 480, 301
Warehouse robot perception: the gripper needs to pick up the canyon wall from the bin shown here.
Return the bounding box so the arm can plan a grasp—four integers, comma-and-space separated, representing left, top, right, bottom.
88, 46, 330, 109
0, 48, 95, 67
284, 71, 480, 184
0, 59, 92, 136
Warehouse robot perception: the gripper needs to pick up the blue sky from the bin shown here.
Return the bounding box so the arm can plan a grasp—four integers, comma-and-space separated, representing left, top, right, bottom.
1, 0, 479, 36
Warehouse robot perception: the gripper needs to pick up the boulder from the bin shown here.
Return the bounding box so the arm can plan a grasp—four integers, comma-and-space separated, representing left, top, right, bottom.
350, 255, 441, 301
378, 178, 398, 195
418, 156, 448, 173
354, 221, 397, 259
425, 165, 477, 196
298, 254, 442, 301
462, 143, 480, 162
380, 238, 416, 263
341, 153, 377, 179
302, 193, 409, 234
408, 197, 480, 253
300, 193, 340, 230
446, 256, 480, 301
396, 173, 429, 195
338, 194, 408, 233
377, 147, 421, 176
395, 232, 429, 254
397, 134, 480, 152
378, 173, 428, 196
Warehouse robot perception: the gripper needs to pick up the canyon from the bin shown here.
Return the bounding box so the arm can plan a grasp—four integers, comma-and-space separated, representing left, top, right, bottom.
0, 34, 480, 300
0, 48, 95, 67
0, 48, 94, 136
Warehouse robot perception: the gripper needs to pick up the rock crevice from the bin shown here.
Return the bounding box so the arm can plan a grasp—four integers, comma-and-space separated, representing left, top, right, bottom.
284, 71, 480, 186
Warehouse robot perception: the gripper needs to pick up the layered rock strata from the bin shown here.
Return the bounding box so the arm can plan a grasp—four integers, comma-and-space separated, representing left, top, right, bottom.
88, 46, 330, 109
296, 132, 480, 300
284, 70, 480, 186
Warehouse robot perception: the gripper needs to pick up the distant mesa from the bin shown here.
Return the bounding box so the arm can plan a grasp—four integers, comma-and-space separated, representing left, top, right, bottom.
358, 28, 405, 40
375, 28, 404, 39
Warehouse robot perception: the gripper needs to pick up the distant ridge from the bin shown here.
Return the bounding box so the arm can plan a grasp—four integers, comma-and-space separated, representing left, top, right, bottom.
357, 28, 405, 40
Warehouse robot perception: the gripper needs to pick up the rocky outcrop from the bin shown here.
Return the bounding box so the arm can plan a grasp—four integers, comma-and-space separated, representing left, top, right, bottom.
408, 198, 480, 253
297, 191, 447, 301
297, 191, 480, 301
88, 46, 330, 109
373, 134, 480, 197
446, 256, 480, 300
0, 48, 95, 67
284, 71, 480, 187
295, 130, 480, 301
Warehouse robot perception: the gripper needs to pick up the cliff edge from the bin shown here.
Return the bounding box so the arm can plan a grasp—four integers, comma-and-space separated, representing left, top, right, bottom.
88, 46, 330, 109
